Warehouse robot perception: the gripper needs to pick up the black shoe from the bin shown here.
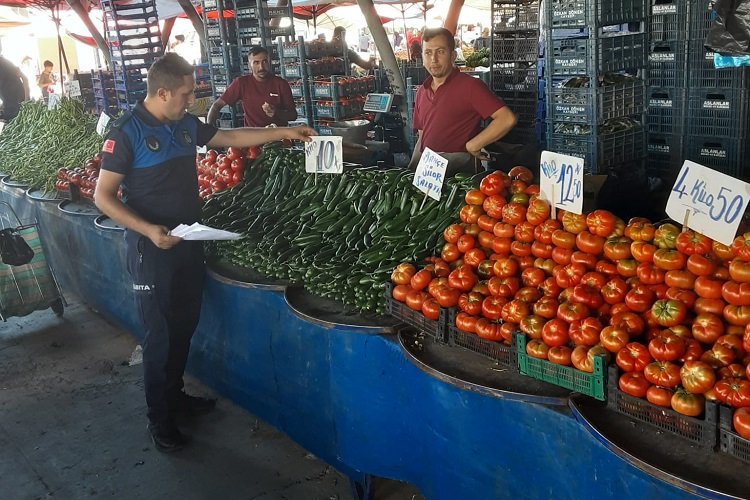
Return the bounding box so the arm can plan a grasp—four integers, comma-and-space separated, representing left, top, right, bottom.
173, 391, 217, 416
148, 422, 190, 453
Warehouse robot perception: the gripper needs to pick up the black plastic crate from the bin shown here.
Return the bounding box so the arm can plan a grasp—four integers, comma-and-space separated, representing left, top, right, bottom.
646, 87, 685, 135
384, 282, 449, 343
492, 35, 540, 63
688, 0, 714, 41
546, 0, 647, 28
647, 40, 687, 88
549, 78, 645, 124
492, 0, 540, 32
547, 122, 645, 173
687, 37, 749, 90
649, 0, 688, 42
647, 132, 683, 171
502, 92, 539, 122
492, 63, 538, 93
686, 88, 748, 139
550, 33, 647, 76
502, 121, 543, 145
719, 405, 750, 464
448, 322, 517, 368
607, 365, 718, 448
684, 135, 746, 178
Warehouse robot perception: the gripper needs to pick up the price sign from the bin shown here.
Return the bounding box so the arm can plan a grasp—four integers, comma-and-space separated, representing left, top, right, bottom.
96, 113, 111, 136
64, 79, 81, 97
539, 150, 584, 214
47, 93, 61, 110
305, 136, 343, 174
0, 122, 4, 136
413, 147, 448, 201
666, 160, 750, 246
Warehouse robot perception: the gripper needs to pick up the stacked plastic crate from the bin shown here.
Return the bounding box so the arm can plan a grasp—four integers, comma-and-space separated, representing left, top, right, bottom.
683, 0, 749, 178
491, 0, 542, 144
92, 69, 118, 116
544, 0, 648, 176
202, 0, 243, 127
101, 0, 163, 111
235, 0, 294, 78
645, 0, 687, 183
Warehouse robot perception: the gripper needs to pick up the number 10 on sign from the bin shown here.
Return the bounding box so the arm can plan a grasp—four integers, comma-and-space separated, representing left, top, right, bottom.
305, 136, 343, 174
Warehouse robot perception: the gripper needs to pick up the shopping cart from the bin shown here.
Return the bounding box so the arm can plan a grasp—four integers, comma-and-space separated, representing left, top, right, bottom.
0, 202, 65, 321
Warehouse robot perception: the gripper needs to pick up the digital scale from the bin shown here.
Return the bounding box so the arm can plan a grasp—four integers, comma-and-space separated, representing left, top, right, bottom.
362, 93, 394, 113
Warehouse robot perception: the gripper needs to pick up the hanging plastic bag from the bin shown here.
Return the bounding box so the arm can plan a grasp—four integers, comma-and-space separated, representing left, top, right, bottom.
714, 52, 750, 67
705, 0, 750, 56
0, 227, 35, 266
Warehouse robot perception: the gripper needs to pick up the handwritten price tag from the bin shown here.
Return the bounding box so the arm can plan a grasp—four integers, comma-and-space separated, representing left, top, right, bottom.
305, 136, 343, 174
413, 147, 448, 201
96, 113, 111, 136
64, 79, 81, 97
666, 160, 750, 246
539, 150, 584, 214
47, 93, 61, 110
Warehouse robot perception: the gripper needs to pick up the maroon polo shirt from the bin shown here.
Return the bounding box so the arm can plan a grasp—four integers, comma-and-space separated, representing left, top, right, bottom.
220, 74, 295, 127
413, 69, 505, 153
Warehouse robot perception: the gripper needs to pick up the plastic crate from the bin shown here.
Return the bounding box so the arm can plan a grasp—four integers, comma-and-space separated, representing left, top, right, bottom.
492, 63, 538, 93
502, 92, 539, 123
448, 322, 517, 368
312, 80, 335, 99
687, 39, 749, 90
646, 87, 685, 135
546, 0, 646, 28
647, 132, 683, 164
234, 5, 257, 19
492, 36, 540, 63
514, 333, 606, 400
688, 0, 715, 42
607, 366, 718, 448
719, 405, 750, 464
550, 33, 647, 76
686, 88, 748, 139
502, 121, 543, 145
492, 0, 540, 32
289, 80, 304, 98
384, 283, 449, 342
283, 63, 302, 78
547, 122, 645, 173
281, 43, 300, 58
549, 79, 645, 124
649, 0, 688, 42
684, 135, 746, 178
647, 40, 688, 88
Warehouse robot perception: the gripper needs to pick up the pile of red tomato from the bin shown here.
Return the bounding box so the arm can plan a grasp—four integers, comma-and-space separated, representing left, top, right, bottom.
56, 154, 103, 200
390, 165, 750, 438
196, 146, 258, 200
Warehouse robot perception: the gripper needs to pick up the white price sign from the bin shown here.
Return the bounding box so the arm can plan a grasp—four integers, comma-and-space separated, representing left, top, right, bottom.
96, 113, 111, 136
539, 150, 584, 214
0, 122, 4, 136
305, 136, 343, 174
413, 147, 448, 201
47, 93, 61, 110
666, 160, 750, 246
64, 79, 81, 97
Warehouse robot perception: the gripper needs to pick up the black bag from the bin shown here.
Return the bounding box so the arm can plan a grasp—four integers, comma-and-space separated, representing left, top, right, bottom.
0, 227, 35, 266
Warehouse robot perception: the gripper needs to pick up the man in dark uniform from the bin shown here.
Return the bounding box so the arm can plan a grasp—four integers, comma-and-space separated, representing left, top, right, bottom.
94, 53, 315, 453
0, 56, 29, 120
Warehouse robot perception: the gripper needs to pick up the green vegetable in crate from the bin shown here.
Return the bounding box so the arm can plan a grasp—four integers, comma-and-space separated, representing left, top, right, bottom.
464, 48, 490, 68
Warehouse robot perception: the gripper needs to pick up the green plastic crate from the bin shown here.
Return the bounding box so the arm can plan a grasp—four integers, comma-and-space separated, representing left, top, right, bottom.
514, 333, 607, 401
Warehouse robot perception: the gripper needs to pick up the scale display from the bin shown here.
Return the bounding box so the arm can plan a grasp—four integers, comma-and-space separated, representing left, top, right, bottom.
362, 93, 393, 113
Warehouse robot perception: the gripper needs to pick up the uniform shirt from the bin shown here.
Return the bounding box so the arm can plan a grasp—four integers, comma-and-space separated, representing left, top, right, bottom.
0, 56, 24, 104
413, 68, 505, 154
220, 74, 295, 127
99, 102, 218, 229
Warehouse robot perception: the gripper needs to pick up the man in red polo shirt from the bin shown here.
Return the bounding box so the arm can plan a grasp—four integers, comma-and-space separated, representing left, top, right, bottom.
207, 46, 296, 127
410, 27, 517, 175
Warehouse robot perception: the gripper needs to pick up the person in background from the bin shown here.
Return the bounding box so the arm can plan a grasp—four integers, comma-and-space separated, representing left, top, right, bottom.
0, 55, 29, 120
454, 36, 466, 63
473, 27, 491, 50
409, 27, 516, 175
206, 46, 296, 128
393, 31, 404, 50
37, 60, 56, 101
358, 29, 372, 53
95, 53, 315, 453
333, 26, 374, 71
409, 39, 422, 63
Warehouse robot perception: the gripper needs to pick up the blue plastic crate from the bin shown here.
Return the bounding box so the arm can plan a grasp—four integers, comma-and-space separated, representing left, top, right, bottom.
684, 135, 746, 178
549, 78, 645, 124
646, 87, 685, 135
550, 32, 647, 76
547, 0, 646, 29
686, 88, 748, 139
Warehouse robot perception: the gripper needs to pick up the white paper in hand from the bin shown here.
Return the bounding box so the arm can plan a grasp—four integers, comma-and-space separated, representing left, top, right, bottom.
170, 223, 242, 241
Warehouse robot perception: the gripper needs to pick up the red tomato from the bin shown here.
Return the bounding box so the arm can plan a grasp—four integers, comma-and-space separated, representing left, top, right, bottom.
455, 312, 478, 333
575, 231, 605, 255
526, 198, 551, 226
722, 281, 750, 306
448, 268, 478, 292
392, 284, 411, 302
610, 311, 645, 336
636, 262, 665, 285
501, 299, 530, 323
493, 256, 518, 278
441, 243, 461, 263
533, 296, 559, 320
671, 389, 705, 417
410, 269, 433, 291
458, 292, 484, 316
601, 278, 629, 305
733, 407, 750, 439
675, 230, 712, 255
694, 297, 727, 316
649, 331, 687, 361
625, 220, 655, 242
652, 248, 687, 271
729, 260, 750, 283
548, 346, 573, 366
644, 361, 681, 388
664, 270, 696, 289
625, 285, 656, 313
501, 203, 527, 225
391, 263, 416, 285
460, 204, 484, 224
731, 232, 750, 261
463, 248, 487, 268
226, 146, 243, 161
692, 313, 725, 344
514, 221, 536, 243
554, 262, 586, 289
724, 304, 750, 326
616, 342, 653, 373
443, 224, 464, 244
541, 318, 570, 347
714, 378, 750, 407
526, 339, 549, 359
509, 165, 534, 183
653, 223, 680, 249
680, 360, 717, 394
475, 318, 503, 341
405, 290, 428, 311
465, 189, 486, 206
520, 314, 546, 339
421, 298, 440, 320
521, 267, 545, 287
569, 317, 603, 347
650, 299, 687, 327
687, 253, 718, 276
600, 326, 630, 353
562, 212, 587, 235
479, 171, 508, 196
631, 241, 656, 263
570, 283, 603, 310
557, 301, 590, 323
586, 209, 616, 237
481, 296, 506, 320
603, 236, 632, 261
477, 215, 498, 234
647, 386, 674, 407
619, 372, 651, 398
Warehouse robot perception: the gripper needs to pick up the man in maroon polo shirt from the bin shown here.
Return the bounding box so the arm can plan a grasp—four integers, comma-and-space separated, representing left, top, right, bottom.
410, 27, 517, 175
206, 46, 297, 127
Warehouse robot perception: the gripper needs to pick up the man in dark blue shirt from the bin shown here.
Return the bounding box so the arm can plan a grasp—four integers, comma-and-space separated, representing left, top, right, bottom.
0, 56, 29, 120
95, 53, 315, 453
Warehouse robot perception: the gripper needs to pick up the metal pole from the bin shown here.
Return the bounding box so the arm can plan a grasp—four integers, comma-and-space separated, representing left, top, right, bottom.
161, 17, 176, 52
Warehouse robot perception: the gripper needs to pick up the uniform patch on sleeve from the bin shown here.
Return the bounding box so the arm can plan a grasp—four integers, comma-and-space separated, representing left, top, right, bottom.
102, 139, 116, 154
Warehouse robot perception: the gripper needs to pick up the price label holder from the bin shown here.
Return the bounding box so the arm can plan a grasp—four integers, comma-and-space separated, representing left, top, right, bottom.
539, 150, 584, 216
47, 93, 61, 110
362, 93, 394, 113
666, 160, 750, 246
0, 122, 4, 136
96, 113, 111, 136
413, 147, 448, 208
64, 79, 81, 97
305, 136, 343, 177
